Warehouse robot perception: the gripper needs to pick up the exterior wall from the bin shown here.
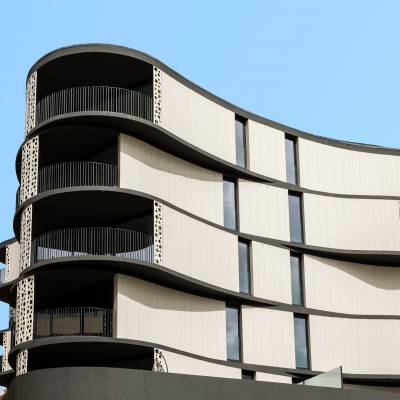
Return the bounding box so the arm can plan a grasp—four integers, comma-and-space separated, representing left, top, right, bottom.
162, 206, 239, 292
161, 72, 236, 164
247, 121, 286, 182
304, 255, 400, 315
251, 242, 291, 303
256, 372, 292, 384
303, 194, 400, 251
161, 351, 241, 379
238, 181, 289, 240
298, 138, 400, 196
242, 307, 295, 368
115, 275, 227, 360
119, 134, 223, 224
7, 242, 20, 282
310, 315, 400, 374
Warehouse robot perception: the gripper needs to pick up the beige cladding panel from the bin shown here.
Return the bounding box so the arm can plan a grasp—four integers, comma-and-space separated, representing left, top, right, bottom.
298, 138, 400, 196
242, 307, 295, 368
116, 275, 227, 360
238, 180, 290, 241
162, 206, 239, 292
247, 120, 286, 182
119, 134, 223, 224
304, 255, 400, 315
310, 316, 400, 374
251, 242, 291, 303
256, 373, 292, 384
161, 72, 236, 164
161, 351, 241, 379
7, 242, 20, 282
303, 194, 400, 251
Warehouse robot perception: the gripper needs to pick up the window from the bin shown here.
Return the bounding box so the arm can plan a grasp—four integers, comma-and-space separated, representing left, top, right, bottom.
294, 314, 310, 369
242, 370, 255, 380
223, 178, 237, 230
238, 240, 251, 294
226, 305, 241, 361
235, 116, 247, 168
288, 192, 303, 243
285, 135, 298, 185
290, 253, 304, 306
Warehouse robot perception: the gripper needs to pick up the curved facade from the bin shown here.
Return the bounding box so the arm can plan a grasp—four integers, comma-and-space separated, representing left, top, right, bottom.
1, 44, 400, 399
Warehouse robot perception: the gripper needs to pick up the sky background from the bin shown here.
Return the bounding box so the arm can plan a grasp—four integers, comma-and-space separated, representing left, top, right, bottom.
0, 0, 399, 342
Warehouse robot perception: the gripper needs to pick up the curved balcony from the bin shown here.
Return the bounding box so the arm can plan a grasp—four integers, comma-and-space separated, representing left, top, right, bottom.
33, 307, 113, 339
36, 86, 153, 126
32, 227, 154, 264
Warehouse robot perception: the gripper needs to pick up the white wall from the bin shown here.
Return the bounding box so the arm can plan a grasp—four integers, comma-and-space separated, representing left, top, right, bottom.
298, 138, 400, 196
239, 181, 289, 240
310, 315, 400, 374
115, 275, 227, 359
119, 134, 223, 224
163, 206, 239, 292
304, 255, 400, 315
162, 350, 241, 379
251, 242, 291, 303
247, 121, 286, 182
256, 372, 292, 384
303, 194, 400, 251
161, 72, 236, 164
242, 307, 295, 368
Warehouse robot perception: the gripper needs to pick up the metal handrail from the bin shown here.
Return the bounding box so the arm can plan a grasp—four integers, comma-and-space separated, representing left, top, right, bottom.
32, 227, 154, 263
33, 307, 113, 339
36, 86, 153, 124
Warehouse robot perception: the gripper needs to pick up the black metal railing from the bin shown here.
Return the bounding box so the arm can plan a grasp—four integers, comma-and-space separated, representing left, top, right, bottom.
33, 307, 113, 339
32, 227, 154, 264
36, 86, 153, 124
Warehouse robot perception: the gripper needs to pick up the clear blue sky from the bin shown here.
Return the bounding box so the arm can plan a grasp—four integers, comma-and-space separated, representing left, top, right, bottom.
0, 0, 399, 331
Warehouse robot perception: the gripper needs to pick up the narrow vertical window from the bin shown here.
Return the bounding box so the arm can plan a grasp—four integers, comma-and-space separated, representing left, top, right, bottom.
238, 240, 251, 294
290, 253, 304, 306
294, 314, 310, 369
242, 370, 255, 380
235, 116, 247, 168
226, 305, 241, 361
285, 135, 298, 185
288, 192, 303, 243
223, 178, 237, 230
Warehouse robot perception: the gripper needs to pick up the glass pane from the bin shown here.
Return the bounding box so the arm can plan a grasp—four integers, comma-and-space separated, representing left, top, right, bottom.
289, 194, 303, 243
301, 366, 342, 388
224, 179, 237, 230
285, 136, 297, 184
239, 241, 250, 294
294, 315, 309, 369
235, 118, 246, 168
290, 254, 303, 305
226, 306, 240, 361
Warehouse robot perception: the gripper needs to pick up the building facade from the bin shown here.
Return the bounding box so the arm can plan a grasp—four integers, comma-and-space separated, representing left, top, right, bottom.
1, 44, 400, 399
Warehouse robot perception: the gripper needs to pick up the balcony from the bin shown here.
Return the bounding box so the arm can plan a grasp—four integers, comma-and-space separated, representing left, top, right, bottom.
32, 227, 154, 264
36, 86, 153, 125
33, 307, 113, 339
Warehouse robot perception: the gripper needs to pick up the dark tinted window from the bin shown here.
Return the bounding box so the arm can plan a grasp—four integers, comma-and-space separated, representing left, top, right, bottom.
239, 240, 251, 294
235, 116, 247, 168
242, 370, 255, 380
294, 315, 310, 369
289, 193, 303, 243
224, 179, 237, 230
285, 135, 298, 184
226, 306, 240, 361
290, 253, 304, 306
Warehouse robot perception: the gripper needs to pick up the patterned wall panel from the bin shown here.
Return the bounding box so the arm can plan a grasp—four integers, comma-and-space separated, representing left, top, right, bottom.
20, 136, 39, 205
15, 276, 35, 346
4, 244, 10, 283
154, 201, 163, 264
25, 71, 37, 135
19, 205, 33, 273
153, 348, 167, 372
2, 330, 11, 372
16, 350, 28, 376
153, 67, 162, 125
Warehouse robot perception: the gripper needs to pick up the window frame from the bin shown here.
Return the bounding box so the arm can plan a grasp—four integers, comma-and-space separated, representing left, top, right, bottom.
288, 191, 304, 243
223, 177, 239, 230
293, 313, 311, 370
226, 304, 242, 362
235, 115, 248, 169
238, 239, 252, 295
290, 252, 305, 306
285, 134, 299, 185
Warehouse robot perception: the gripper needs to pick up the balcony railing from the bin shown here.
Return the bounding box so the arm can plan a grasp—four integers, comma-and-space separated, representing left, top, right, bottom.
36, 86, 153, 124
32, 227, 154, 264
17, 161, 118, 205
33, 307, 113, 339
